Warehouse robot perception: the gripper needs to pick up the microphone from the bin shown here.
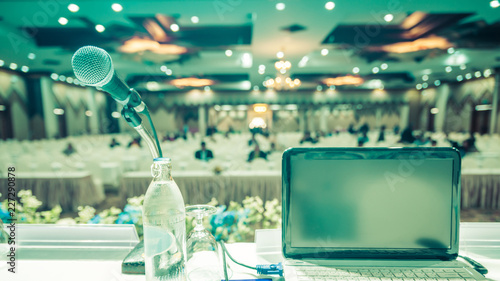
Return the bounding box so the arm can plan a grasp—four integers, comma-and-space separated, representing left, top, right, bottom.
71, 46, 145, 112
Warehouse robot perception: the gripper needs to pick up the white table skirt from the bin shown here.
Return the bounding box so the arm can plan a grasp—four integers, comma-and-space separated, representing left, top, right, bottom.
120, 171, 281, 205
0, 171, 105, 212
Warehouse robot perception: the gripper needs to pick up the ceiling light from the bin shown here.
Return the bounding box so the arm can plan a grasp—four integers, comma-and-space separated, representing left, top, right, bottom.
476, 104, 493, 111
298, 56, 309, 68
445, 66, 452, 73
165, 69, 172, 75
204, 86, 211, 91
253, 85, 259, 91
422, 75, 428, 81
276, 3, 285, 10
28, 53, 36, 60
484, 69, 492, 77
380, 63, 388, 70
325, 1, 335, 10
457, 75, 463, 82
366, 79, 384, 89
321, 48, 329, 56
465, 73, 472, 80
146, 81, 160, 91
74, 79, 80, 85
491, 0, 500, 8
111, 3, 123, 12
119, 37, 188, 55
53, 108, 65, 115
66, 77, 73, 83
9, 63, 17, 70
422, 82, 428, 89
430, 108, 439, 114
111, 112, 121, 118
329, 85, 336, 90
191, 16, 199, 24
68, 4, 79, 12
0, 60, 4, 67
225, 49, 233, 57
372, 67, 379, 74
58, 17, 68, 25
170, 78, 215, 88
276, 51, 284, 59
434, 80, 441, 86
241, 53, 252, 68
160, 65, 167, 72
316, 85, 323, 91
460, 64, 466, 70
352, 67, 360, 74
259, 64, 265, 70
95, 24, 105, 32
50, 73, 58, 80
59, 75, 66, 81
474, 71, 481, 78
258, 69, 265, 75
21, 66, 29, 73
323, 75, 364, 86
384, 14, 394, 22
416, 84, 422, 90
170, 24, 179, 32
85, 111, 93, 117
447, 47, 455, 54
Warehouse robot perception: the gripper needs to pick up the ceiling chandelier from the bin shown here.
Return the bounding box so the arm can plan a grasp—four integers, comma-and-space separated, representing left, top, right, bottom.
170, 77, 215, 88
322, 75, 364, 86
264, 60, 301, 90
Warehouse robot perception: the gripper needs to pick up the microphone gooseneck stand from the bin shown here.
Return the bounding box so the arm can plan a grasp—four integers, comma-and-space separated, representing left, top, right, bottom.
121, 97, 162, 159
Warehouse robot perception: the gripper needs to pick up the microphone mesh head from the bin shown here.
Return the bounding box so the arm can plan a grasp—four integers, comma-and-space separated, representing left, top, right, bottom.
71, 46, 114, 87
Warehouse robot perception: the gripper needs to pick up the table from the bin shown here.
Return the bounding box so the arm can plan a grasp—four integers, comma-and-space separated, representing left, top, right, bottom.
121, 170, 500, 209
120, 170, 282, 205
0, 171, 105, 212
0, 223, 499, 281
462, 169, 500, 209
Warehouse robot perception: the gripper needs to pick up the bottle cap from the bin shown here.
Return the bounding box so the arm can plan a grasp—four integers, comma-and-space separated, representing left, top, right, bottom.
153, 157, 171, 163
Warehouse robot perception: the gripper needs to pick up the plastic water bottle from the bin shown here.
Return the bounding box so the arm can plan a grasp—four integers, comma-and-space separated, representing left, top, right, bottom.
143, 158, 186, 281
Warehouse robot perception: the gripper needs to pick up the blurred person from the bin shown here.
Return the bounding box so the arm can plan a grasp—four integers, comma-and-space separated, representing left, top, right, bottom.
377, 125, 386, 142
357, 132, 369, 146
109, 138, 121, 148
347, 124, 357, 135
393, 125, 400, 135
299, 131, 318, 144
247, 145, 267, 162
128, 137, 142, 148
62, 142, 76, 156
195, 141, 214, 161
399, 125, 416, 144
359, 122, 369, 136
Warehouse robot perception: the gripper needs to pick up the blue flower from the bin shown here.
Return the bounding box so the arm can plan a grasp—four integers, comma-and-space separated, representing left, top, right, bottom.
0, 208, 10, 222
222, 211, 236, 225
116, 213, 135, 224
88, 215, 101, 224
123, 204, 141, 215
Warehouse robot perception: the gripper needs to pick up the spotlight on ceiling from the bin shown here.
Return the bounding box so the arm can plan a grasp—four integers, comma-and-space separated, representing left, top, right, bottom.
380, 63, 388, 70
225, 50, 233, 57
372, 67, 379, 74
491, 0, 500, 8
325, 1, 335, 10
28, 53, 36, 60
9, 63, 17, 70
21, 66, 29, 73
445, 66, 452, 73
170, 24, 179, 32
68, 4, 79, 12
434, 80, 441, 87
447, 47, 455, 54
58, 17, 68, 25
352, 67, 360, 74
276, 3, 285, 10
321, 49, 329, 56
95, 24, 105, 32
475, 71, 481, 78
276, 51, 284, 59
384, 14, 394, 22
112, 3, 123, 12
191, 16, 199, 24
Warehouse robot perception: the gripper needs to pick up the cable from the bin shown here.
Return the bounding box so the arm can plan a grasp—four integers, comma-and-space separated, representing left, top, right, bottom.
142, 109, 163, 158
459, 255, 488, 275
219, 241, 229, 281
219, 240, 257, 270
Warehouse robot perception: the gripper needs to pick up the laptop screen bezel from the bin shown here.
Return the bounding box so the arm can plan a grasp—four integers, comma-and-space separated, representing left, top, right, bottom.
282, 147, 461, 260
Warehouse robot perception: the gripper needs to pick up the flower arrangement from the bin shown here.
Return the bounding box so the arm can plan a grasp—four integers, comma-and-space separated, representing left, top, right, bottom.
0, 191, 281, 243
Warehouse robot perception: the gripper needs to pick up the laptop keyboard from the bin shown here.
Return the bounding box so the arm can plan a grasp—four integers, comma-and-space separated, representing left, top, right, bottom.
292, 267, 479, 280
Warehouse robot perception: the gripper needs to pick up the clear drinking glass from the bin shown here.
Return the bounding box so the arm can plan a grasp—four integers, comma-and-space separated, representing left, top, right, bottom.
185, 205, 221, 281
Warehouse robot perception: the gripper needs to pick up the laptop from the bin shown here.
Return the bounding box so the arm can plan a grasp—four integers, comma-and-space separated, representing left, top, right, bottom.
281, 147, 486, 280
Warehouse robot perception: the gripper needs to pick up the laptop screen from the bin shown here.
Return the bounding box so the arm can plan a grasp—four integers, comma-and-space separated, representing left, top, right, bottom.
282, 148, 460, 260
